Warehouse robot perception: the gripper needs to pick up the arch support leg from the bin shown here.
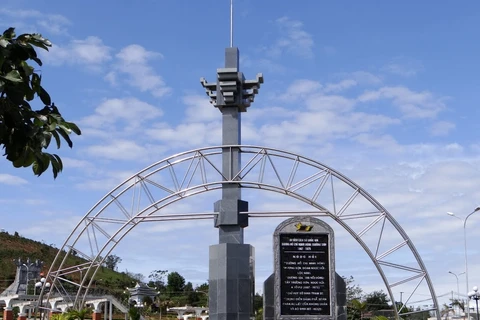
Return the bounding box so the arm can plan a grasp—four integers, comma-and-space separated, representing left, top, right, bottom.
3, 308, 13, 320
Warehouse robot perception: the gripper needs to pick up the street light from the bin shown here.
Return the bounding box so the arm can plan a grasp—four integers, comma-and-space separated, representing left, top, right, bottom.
22, 263, 30, 294
34, 277, 51, 295
195, 290, 209, 307
449, 271, 466, 301
447, 206, 480, 320
468, 286, 480, 320
449, 271, 466, 315
156, 291, 162, 320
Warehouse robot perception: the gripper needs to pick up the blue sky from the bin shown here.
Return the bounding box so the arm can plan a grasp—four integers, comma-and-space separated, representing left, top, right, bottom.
1, 0, 480, 310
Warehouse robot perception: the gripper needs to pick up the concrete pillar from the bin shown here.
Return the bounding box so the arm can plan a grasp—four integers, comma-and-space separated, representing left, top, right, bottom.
49, 310, 61, 318
3, 308, 13, 320
17, 313, 27, 320
92, 310, 102, 320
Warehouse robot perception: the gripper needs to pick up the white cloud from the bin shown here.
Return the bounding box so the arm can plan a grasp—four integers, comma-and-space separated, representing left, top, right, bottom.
81, 97, 163, 132
19, 215, 82, 239
61, 157, 93, 169
252, 110, 400, 150
183, 95, 219, 122
45, 36, 111, 68
270, 17, 314, 59
358, 86, 447, 119
444, 143, 463, 153
109, 44, 171, 98
382, 57, 424, 77
347, 71, 383, 86
85, 139, 149, 161
353, 133, 401, 151
146, 122, 222, 147
323, 79, 357, 93
74, 169, 137, 191
305, 94, 356, 112
279, 79, 322, 101
0, 174, 28, 185
0, 9, 71, 35
280, 77, 369, 104
241, 55, 287, 74
429, 121, 455, 136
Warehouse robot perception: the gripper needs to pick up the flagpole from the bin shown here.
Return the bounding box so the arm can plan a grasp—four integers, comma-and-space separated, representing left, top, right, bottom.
230, 0, 233, 47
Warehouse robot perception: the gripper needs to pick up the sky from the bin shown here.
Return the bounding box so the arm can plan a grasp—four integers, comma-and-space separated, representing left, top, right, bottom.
1, 0, 480, 312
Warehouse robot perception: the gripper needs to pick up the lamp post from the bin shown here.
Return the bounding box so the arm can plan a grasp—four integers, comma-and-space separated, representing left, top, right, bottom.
448, 206, 480, 320
34, 277, 51, 295
468, 286, 480, 320
34, 277, 51, 320
156, 291, 162, 320
22, 263, 30, 294
450, 271, 466, 315
195, 290, 209, 307
449, 271, 466, 300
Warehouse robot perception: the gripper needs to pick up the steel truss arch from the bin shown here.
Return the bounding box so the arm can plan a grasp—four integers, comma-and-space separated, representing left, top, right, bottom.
45, 145, 440, 319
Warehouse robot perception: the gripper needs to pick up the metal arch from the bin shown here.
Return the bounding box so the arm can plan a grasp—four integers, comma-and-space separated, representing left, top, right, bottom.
43, 145, 440, 319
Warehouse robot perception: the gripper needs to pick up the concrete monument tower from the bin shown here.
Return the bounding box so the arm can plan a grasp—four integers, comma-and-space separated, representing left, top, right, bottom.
201, 2, 263, 319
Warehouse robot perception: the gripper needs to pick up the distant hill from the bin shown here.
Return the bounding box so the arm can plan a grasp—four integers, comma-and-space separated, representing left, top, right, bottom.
0, 231, 136, 295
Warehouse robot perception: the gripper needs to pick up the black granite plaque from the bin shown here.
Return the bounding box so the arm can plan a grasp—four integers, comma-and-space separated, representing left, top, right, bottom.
279, 233, 330, 316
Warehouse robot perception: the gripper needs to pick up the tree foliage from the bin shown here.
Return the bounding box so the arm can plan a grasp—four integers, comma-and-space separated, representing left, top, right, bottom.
0, 27, 81, 178
451, 298, 465, 312
128, 307, 141, 320
348, 299, 367, 320
166, 271, 185, 294
104, 254, 122, 271
67, 307, 93, 320
363, 290, 390, 311
344, 276, 364, 302
148, 269, 168, 291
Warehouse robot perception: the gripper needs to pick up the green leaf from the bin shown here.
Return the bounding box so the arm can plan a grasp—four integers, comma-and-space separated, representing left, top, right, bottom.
43, 132, 52, 148
49, 113, 63, 123
32, 153, 50, 177
31, 73, 41, 92
47, 153, 62, 179
3, 28, 15, 39
65, 122, 82, 135
31, 56, 42, 66
53, 154, 63, 170
20, 60, 34, 77
22, 151, 35, 167
51, 130, 61, 149
12, 155, 24, 168
56, 127, 73, 148
28, 41, 49, 51
32, 157, 41, 176
48, 122, 57, 131
0, 38, 8, 48
58, 124, 72, 134
24, 86, 35, 101
31, 33, 52, 47
38, 86, 51, 105
3, 70, 23, 83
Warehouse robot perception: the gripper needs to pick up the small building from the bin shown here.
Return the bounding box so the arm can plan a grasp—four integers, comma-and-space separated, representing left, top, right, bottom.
127, 282, 157, 307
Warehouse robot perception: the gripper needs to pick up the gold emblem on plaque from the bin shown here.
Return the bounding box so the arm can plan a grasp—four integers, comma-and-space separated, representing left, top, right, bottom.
295, 222, 313, 232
